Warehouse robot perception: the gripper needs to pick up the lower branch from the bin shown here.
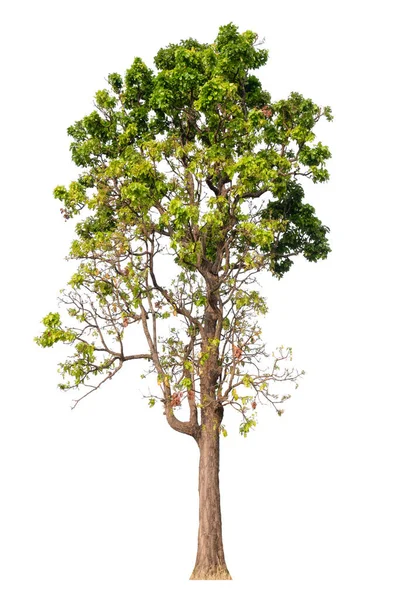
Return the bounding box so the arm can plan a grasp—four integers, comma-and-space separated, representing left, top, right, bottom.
164, 403, 200, 442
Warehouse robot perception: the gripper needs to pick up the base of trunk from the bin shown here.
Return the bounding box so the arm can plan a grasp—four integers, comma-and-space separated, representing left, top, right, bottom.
190, 565, 232, 580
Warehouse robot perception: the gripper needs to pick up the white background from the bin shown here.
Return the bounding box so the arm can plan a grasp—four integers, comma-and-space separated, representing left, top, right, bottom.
0, 1, 405, 598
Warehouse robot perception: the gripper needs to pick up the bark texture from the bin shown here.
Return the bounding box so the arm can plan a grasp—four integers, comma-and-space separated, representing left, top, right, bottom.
190, 404, 232, 580
189, 261, 231, 579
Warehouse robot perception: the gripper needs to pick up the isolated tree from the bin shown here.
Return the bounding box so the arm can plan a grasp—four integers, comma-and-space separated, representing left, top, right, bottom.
36, 23, 332, 580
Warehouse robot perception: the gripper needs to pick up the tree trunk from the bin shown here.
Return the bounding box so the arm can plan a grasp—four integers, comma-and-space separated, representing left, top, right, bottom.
190, 406, 232, 580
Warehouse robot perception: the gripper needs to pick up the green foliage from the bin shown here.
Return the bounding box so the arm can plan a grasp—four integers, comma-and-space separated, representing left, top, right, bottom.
36, 23, 332, 426
53, 23, 332, 271
261, 180, 331, 276
58, 341, 97, 387
239, 417, 257, 438
35, 312, 76, 347
220, 425, 228, 438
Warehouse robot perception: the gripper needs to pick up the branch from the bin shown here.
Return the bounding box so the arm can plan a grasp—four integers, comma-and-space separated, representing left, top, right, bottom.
164, 404, 200, 442
148, 240, 204, 334
238, 186, 269, 200
71, 359, 123, 409
123, 353, 152, 362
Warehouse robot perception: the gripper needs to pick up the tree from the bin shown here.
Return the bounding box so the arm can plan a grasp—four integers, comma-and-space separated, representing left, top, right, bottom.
35, 23, 333, 580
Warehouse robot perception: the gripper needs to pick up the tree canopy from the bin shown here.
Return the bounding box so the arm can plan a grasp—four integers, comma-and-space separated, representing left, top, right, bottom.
36, 23, 333, 437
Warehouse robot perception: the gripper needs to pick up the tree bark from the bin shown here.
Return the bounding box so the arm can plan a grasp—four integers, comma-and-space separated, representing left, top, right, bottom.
189, 265, 231, 579
190, 404, 232, 580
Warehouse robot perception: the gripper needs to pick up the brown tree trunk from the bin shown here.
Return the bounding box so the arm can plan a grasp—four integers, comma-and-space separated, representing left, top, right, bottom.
190, 405, 232, 580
